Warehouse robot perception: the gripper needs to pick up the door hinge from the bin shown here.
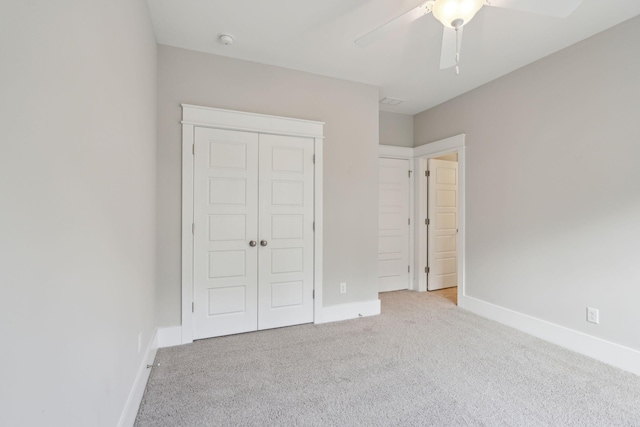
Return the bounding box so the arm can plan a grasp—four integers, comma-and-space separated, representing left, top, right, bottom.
192, 144, 195, 155
408, 265, 410, 273
192, 302, 194, 312
192, 223, 195, 234
313, 154, 316, 164
425, 267, 430, 274
408, 218, 410, 225
313, 221, 315, 232
425, 170, 430, 177
425, 218, 430, 225
312, 289, 315, 299
408, 170, 412, 178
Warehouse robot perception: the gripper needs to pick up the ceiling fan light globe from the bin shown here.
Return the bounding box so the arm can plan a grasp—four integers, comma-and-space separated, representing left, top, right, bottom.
432, 0, 484, 28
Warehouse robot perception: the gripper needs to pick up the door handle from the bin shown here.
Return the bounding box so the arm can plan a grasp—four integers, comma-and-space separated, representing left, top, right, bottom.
260, 240, 268, 247
249, 240, 257, 247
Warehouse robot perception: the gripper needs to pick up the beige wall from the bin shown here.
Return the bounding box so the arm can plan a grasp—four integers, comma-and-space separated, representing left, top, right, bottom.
0, 1, 157, 426
157, 45, 380, 326
414, 16, 640, 350
434, 152, 458, 162
379, 111, 414, 147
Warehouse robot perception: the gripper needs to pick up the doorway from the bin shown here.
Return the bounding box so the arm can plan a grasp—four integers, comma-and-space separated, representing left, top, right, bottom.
413, 134, 466, 306
378, 135, 466, 304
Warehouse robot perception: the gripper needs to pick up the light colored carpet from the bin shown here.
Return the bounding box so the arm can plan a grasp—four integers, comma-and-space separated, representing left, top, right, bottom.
136, 291, 640, 426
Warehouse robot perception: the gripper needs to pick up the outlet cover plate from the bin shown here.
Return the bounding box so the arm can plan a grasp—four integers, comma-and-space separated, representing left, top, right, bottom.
587, 307, 599, 324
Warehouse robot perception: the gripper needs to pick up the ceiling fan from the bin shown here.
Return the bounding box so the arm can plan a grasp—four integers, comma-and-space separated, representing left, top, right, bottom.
355, 0, 583, 74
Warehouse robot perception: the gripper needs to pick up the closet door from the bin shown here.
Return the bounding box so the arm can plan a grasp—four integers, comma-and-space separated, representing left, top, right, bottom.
193, 128, 259, 339
258, 134, 315, 330
378, 158, 411, 292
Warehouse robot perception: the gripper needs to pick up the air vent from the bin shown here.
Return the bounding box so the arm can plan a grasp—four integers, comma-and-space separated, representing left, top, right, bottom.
379, 97, 404, 106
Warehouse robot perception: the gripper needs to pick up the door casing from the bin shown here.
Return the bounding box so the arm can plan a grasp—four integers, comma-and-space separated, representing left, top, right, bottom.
181, 104, 324, 345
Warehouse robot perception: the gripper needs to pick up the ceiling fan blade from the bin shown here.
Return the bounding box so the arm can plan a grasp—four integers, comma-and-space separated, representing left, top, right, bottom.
440, 26, 462, 69
486, 0, 582, 18
355, 2, 433, 48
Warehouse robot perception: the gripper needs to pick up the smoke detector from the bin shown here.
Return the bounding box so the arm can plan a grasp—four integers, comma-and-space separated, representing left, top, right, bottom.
218, 34, 234, 46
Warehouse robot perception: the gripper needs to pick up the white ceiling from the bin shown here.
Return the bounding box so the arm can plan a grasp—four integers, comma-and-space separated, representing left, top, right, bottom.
147, 0, 640, 115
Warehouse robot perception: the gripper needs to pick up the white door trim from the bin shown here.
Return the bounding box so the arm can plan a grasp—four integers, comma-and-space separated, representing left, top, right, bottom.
181, 105, 324, 344
378, 145, 414, 159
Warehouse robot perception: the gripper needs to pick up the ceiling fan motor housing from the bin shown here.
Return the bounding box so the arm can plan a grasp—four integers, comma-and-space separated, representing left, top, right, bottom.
432, 0, 484, 28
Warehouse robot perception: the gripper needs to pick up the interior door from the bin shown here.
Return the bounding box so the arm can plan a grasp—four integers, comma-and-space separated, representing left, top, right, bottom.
258, 134, 315, 330
378, 158, 411, 292
427, 158, 458, 291
193, 128, 259, 339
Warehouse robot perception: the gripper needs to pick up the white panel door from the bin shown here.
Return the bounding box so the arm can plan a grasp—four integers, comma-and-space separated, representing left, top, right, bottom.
378, 158, 410, 292
427, 159, 458, 291
193, 128, 259, 339
258, 134, 315, 330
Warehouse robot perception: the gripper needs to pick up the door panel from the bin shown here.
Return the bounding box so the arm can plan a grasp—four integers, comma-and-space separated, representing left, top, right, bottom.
193, 128, 259, 339
258, 134, 314, 330
378, 158, 411, 292
428, 159, 458, 291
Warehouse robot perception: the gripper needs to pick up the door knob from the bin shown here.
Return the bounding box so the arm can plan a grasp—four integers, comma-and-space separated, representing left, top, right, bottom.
249, 240, 257, 247
260, 240, 268, 247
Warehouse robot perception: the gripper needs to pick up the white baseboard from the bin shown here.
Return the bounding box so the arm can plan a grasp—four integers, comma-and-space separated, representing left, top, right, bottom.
117, 328, 159, 427
319, 299, 381, 324
459, 295, 640, 376
158, 326, 183, 348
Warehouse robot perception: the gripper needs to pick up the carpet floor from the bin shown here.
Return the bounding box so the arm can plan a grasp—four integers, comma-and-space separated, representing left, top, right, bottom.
135, 291, 640, 426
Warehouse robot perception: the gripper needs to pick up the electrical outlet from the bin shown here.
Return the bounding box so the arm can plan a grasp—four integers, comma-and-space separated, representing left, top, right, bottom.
587, 307, 599, 324
340, 282, 347, 294
138, 332, 142, 353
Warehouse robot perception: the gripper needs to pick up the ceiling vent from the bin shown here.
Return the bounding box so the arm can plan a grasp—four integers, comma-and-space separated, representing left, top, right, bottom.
379, 97, 404, 106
